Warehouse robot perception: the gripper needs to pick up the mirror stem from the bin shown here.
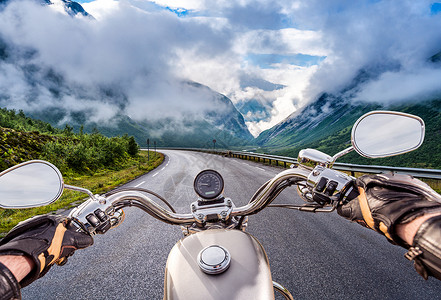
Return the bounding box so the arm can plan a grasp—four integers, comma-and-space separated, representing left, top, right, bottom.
331, 146, 354, 166
65, 184, 96, 200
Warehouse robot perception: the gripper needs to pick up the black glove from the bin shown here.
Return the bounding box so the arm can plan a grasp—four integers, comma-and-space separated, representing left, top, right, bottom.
337, 173, 441, 247
0, 215, 93, 287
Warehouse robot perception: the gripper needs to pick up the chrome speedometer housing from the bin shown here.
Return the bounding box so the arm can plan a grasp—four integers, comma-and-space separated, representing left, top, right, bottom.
194, 169, 224, 200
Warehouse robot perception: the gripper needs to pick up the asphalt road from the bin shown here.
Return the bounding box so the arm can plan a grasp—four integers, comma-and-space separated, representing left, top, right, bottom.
22, 150, 441, 299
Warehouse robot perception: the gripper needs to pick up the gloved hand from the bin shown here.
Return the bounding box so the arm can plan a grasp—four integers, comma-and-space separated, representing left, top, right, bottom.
337, 173, 441, 248
0, 215, 93, 287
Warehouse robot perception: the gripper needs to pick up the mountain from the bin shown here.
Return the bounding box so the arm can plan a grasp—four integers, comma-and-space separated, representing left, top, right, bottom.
255, 68, 385, 152
255, 92, 379, 150
0, 0, 92, 18
58, 0, 91, 18
281, 98, 441, 169
28, 81, 255, 148
0, 0, 253, 148
257, 92, 441, 169
255, 55, 441, 168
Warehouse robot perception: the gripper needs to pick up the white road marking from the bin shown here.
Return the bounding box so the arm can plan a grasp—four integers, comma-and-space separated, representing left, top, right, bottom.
151, 160, 168, 178
134, 181, 145, 188
255, 167, 265, 171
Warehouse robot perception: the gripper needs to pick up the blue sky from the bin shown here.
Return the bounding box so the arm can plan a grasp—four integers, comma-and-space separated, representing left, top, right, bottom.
432, 3, 441, 14
245, 54, 326, 69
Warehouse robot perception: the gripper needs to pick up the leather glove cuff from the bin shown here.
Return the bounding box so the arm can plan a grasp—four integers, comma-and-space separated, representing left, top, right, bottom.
356, 173, 441, 225
405, 215, 441, 280
0, 261, 21, 300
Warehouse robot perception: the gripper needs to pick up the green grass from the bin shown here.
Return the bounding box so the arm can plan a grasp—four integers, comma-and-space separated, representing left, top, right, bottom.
0, 151, 163, 235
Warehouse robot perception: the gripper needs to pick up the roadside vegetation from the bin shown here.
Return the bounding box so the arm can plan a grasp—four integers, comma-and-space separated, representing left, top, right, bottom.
0, 108, 163, 235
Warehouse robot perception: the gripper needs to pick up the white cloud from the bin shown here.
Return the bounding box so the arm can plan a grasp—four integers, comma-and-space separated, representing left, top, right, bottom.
356, 67, 441, 104
0, 0, 235, 124
234, 28, 326, 56
240, 64, 318, 135
82, 0, 119, 20
150, 0, 205, 11
1, 0, 439, 139
293, 0, 441, 104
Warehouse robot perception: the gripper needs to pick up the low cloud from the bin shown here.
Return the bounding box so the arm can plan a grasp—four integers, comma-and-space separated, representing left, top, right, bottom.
293, 0, 441, 104
0, 0, 235, 126
1, 0, 440, 137
356, 67, 441, 104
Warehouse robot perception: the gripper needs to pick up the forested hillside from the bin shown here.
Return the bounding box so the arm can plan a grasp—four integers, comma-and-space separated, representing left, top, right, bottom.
0, 108, 139, 174
0, 108, 165, 234
273, 99, 441, 169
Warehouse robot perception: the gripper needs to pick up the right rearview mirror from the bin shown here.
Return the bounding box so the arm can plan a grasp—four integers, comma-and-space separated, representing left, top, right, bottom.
351, 111, 425, 158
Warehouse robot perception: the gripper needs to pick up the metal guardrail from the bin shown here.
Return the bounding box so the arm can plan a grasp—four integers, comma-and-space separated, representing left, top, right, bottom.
153, 148, 441, 180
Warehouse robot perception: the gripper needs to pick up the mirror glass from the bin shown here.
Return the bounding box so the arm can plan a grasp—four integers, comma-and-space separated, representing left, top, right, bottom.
352, 111, 425, 158
0, 161, 64, 208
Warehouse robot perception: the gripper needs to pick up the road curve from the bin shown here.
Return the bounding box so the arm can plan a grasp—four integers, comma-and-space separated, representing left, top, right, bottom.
22, 150, 441, 299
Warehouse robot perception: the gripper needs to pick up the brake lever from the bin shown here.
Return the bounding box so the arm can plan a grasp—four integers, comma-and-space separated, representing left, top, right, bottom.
267, 203, 335, 213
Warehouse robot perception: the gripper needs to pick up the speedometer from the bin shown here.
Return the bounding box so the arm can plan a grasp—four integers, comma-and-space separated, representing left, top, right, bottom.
194, 170, 224, 200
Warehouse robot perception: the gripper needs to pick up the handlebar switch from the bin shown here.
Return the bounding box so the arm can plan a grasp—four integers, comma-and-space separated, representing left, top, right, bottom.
315, 177, 328, 193
86, 213, 100, 227
325, 181, 338, 196
94, 209, 107, 222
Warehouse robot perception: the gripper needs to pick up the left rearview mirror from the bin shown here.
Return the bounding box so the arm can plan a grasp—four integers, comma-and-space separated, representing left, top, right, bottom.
0, 160, 64, 208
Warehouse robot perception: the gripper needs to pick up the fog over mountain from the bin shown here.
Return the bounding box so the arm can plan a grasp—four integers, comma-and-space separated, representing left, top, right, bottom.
297, 1, 441, 105
0, 0, 440, 144
0, 0, 231, 123
0, 0, 255, 145
256, 1, 441, 149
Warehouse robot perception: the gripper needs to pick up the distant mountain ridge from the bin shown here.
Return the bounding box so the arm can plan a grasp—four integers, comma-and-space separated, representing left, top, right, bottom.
256, 53, 441, 155
2, 0, 440, 156
0, 0, 92, 18
0, 0, 254, 148
279, 98, 441, 169
27, 81, 255, 148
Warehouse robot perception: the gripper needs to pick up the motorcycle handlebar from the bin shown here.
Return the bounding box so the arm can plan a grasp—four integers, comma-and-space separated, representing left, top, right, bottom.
107, 192, 194, 225
70, 166, 313, 234
117, 167, 311, 222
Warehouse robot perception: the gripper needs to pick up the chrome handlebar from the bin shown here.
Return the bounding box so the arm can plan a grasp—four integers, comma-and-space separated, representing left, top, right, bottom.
231, 166, 311, 216
106, 191, 194, 224
69, 165, 353, 235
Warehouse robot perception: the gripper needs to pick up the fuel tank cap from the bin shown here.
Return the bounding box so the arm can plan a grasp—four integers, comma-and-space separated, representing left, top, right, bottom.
197, 245, 231, 275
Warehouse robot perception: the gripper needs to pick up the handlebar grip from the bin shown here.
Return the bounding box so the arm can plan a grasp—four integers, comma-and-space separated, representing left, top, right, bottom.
338, 180, 359, 204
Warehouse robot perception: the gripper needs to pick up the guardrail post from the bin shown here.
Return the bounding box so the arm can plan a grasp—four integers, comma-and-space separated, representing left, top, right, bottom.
284, 162, 287, 168
269, 159, 272, 165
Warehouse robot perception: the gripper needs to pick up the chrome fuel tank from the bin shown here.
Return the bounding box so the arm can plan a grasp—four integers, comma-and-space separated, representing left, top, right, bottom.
163, 229, 274, 300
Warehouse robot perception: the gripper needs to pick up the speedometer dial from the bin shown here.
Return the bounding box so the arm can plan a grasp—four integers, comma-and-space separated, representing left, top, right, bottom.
194, 170, 224, 200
